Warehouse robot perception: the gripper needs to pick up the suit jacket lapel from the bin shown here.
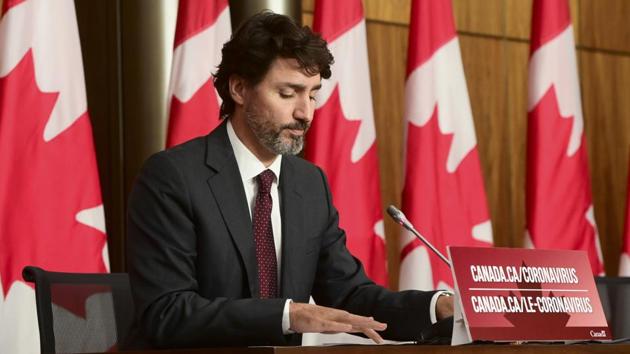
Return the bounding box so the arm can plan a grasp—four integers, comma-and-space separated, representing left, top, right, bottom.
205, 121, 258, 297
279, 157, 304, 298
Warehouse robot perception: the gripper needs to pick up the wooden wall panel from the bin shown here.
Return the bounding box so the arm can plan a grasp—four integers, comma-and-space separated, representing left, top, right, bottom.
453, 0, 503, 36
364, 0, 410, 25
458, 35, 508, 246
504, 41, 530, 248
505, 0, 531, 40
579, 0, 630, 52
365, 22, 409, 290
302, 12, 312, 27
302, 0, 630, 285
580, 51, 630, 275
304, 6, 410, 289
304, 0, 412, 25
302, 0, 314, 13
504, 0, 579, 42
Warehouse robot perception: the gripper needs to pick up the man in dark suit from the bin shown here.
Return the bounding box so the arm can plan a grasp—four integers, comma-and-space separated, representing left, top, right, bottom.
127, 11, 453, 348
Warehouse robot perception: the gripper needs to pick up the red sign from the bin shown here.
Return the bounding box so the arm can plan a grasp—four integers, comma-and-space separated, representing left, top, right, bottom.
448, 247, 610, 343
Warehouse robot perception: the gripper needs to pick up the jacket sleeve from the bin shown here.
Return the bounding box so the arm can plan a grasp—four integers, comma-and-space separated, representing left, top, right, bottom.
310, 167, 437, 341
127, 152, 287, 348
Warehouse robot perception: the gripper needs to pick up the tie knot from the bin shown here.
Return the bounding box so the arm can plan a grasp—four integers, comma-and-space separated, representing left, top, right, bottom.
256, 169, 275, 193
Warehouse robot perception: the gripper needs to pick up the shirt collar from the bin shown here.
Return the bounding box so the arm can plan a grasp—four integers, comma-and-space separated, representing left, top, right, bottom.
226, 119, 282, 183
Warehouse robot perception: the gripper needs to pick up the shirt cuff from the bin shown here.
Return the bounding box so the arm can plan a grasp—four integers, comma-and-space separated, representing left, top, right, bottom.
429, 291, 448, 324
282, 299, 294, 334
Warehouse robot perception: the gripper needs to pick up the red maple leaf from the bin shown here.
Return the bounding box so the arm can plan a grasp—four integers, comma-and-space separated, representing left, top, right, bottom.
527, 86, 603, 274
0, 51, 108, 302
503, 262, 571, 331
401, 106, 491, 288
305, 86, 388, 286
166, 78, 221, 147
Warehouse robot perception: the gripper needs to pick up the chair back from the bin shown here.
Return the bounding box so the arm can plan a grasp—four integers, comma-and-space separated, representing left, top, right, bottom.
22, 266, 135, 353
595, 276, 630, 340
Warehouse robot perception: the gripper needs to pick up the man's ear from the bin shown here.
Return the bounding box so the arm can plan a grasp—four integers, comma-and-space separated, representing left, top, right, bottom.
229, 75, 247, 106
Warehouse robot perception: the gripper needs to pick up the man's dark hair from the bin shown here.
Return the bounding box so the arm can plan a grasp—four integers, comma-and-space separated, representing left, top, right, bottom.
214, 11, 334, 118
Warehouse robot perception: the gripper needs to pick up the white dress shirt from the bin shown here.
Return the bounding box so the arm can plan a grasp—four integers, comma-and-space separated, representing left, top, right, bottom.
227, 120, 283, 275
226, 120, 293, 333
226, 120, 444, 337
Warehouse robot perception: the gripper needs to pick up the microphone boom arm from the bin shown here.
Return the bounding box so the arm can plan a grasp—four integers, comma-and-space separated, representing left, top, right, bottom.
387, 205, 451, 268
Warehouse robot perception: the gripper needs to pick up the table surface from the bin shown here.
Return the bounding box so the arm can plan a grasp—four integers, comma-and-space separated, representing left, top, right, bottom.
95, 342, 630, 354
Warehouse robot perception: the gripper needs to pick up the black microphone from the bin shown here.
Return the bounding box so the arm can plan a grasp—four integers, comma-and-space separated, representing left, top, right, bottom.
387, 205, 451, 268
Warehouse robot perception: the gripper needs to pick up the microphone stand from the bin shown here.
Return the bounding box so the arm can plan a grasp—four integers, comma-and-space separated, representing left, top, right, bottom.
387, 205, 451, 268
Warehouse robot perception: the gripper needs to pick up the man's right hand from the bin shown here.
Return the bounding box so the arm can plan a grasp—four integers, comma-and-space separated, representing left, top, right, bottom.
288, 302, 387, 344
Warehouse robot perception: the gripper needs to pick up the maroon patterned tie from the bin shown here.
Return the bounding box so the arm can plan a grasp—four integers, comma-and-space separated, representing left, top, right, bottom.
253, 169, 278, 298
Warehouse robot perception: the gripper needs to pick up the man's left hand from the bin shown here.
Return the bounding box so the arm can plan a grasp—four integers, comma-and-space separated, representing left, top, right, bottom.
436, 294, 454, 320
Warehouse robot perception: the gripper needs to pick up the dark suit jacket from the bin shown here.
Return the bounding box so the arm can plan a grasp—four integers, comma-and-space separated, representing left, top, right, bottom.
127, 121, 437, 348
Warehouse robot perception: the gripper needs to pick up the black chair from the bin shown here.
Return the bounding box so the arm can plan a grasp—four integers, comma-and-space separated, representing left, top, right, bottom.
22, 266, 135, 353
595, 276, 630, 340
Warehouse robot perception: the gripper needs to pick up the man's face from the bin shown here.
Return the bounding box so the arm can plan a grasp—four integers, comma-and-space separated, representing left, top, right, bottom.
243, 58, 321, 155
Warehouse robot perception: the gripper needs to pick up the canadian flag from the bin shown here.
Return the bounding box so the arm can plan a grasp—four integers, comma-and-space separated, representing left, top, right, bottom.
0, 1, 109, 353
306, 0, 387, 286
620, 157, 630, 276
526, 0, 604, 275
399, 0, 493, 291
166, 0, 231, 148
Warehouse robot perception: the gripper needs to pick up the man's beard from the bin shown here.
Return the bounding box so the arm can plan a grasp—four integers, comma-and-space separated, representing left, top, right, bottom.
245, 109, 309, 155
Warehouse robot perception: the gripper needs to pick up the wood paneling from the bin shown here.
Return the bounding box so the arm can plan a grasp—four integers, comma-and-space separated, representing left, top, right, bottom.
504, 0, 580, 42
301, 0, 630, 285
303, 0, 412, 25
457, 37, 530, 250
302, 0, 313, 12
302, 12, 312, 27
570, 0, 580, 44
579, 0, 630, 52
364, 0, 411, 26
453, 0, 503, 36
504, 41, 530, 248
459, 35, 510, 248
365, 21, 409, 290
504, 0, 580, 41
580, 50, 630, 275
505, 0, 531, 40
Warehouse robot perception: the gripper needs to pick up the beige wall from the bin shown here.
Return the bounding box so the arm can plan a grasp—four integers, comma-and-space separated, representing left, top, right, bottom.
304, 0, 630, 289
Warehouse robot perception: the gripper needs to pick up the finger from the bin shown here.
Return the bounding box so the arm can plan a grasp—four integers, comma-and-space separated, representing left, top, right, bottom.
344, 315, 388, 331
316, 305, 376, 323
318, 319, 354, 333
332, 312, 386, 328
362, 328, 384, 344
315, 306, 387, 332
321, 324, 385, 343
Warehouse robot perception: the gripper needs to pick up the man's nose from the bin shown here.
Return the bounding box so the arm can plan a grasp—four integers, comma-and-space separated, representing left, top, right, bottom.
294, 95, 313, 123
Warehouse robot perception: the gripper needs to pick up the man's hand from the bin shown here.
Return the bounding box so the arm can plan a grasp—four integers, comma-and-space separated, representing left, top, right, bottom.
289, 302, 387, 344
436, 293, 454, 320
